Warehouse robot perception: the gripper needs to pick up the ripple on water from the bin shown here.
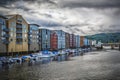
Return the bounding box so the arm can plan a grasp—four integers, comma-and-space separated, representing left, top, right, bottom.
0, 50, 120, 80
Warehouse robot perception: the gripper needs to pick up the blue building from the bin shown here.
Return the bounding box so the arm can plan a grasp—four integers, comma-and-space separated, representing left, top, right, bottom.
39, 29, 51, 50
55, 30, 65, 50
0, 15, 8, 54
28, 24, 39, 52
84, 38, 89, 46
76, 35, 80, 48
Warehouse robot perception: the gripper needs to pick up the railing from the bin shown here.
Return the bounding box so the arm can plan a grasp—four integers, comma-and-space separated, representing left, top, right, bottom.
3, 34, 10, 38
16, 25, 22, 28
38, 42, 41, 44
16, 36, 22, 39
2, 28, 9, 32
16, 31, 22, 33
28, 32, 32, 34
16, 42, 22, 44
2, 39, 9, 44
28, 36, 32, 39
28, 41, 32, 44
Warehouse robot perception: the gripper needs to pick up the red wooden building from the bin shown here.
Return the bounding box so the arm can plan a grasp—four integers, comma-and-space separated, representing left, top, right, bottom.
80, 36, 84, 47
50, 31, 58, 50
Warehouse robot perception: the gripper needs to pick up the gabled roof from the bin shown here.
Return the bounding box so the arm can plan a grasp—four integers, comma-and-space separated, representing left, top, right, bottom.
5, 14, 28, 24
29, 24, 40, 27
5, 15, 15, 19
0, 14, 7, 19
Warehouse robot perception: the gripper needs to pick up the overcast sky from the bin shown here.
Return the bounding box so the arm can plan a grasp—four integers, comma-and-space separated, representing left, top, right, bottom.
0, 0, 120, 35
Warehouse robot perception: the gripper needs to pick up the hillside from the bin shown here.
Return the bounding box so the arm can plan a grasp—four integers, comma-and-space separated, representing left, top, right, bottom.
86, 33, 120, 43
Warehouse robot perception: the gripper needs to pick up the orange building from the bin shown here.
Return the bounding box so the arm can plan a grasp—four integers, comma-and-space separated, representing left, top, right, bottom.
80, 36, 84, 47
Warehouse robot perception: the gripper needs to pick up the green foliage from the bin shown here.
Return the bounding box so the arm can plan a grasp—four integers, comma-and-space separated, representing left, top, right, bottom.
86, 33, 120, 43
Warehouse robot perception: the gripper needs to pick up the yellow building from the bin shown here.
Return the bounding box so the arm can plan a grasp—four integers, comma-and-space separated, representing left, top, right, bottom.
6, 14, 28, 54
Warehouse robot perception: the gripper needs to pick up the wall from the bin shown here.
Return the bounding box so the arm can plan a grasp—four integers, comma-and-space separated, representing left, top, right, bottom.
41, 29, 51, 50
80, 36, 84, 47
7, 15, 28, 53
0, 17, 7, 53
28, 24, 39, 52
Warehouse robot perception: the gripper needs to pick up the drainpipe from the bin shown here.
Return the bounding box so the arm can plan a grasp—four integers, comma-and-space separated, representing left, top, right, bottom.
111, 45, 114, 49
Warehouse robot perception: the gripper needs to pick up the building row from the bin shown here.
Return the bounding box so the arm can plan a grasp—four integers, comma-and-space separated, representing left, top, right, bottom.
0, 14, 92, 56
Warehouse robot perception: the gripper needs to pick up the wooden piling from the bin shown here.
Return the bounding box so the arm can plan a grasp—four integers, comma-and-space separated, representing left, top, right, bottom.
119, 44, 120, 51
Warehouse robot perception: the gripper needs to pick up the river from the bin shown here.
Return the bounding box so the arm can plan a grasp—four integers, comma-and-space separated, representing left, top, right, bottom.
0, 50, 120, 80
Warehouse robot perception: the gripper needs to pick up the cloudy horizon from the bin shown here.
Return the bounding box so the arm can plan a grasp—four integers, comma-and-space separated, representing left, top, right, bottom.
0, 0, 120, 36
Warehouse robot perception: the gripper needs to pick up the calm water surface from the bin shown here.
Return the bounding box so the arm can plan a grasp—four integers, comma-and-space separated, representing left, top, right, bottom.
0, 50, 120, 80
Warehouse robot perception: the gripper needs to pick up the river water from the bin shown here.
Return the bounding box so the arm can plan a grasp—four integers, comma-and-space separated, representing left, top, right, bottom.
0, 50, 120, 80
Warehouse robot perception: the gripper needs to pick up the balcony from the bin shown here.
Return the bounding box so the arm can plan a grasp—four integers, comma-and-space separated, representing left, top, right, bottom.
16, 31, 22, 33
28, 36, 32, 39
2, 28, 9, 32
38, 42, 41, 44
38, 34, 41, 36
28, 32, 32, 35
16, 25, 22, 28
16, 42, 22, 44
3, 34, 10, 38
28, 41, 32, 44
2, 39, 9, 44
16, 36, 22, 39
17, 20, 22, 24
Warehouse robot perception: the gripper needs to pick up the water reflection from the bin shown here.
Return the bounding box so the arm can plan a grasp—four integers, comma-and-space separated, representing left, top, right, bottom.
0, 50, 120, 80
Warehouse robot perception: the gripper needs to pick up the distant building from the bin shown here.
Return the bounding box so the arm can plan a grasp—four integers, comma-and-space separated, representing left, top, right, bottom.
55, 30, 65, 50
69, 34, 73, 48
89, 39, 92, 46
28, 24, 39, 52
92, 40, 97, 46
6, 14, 28, 55
73, 35, 76, 48
76, 35, 80, 48
65, 33, 70, 49
84, 38, 89, 47
70, 34, 76, 48
0, 15, 8, 55
39, 29, 51, 50
80, 36, 84, 47
50, 30, 58, 50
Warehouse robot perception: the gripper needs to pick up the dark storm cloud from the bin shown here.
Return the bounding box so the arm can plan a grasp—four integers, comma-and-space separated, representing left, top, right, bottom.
0, 0, 120, 35
60, 0, 120, 8
0, 0, 56, 6
0, 0, 56, 11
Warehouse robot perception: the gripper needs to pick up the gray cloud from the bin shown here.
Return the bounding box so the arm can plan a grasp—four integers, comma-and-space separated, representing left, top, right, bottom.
0, 0, 120, 35
59, 0, 120, 8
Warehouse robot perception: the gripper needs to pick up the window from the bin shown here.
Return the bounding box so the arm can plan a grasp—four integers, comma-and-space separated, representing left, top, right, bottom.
30, 35, 32, 37
24, 34, 27, 38
10, 27, 14, 32
10, 33, 13, 37
1, 31, 5, 36
10, 39, 13, 41
1, 37, 5, 40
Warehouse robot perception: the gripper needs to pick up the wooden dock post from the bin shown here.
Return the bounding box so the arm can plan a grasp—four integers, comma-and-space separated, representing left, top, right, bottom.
119, 44, 120, 51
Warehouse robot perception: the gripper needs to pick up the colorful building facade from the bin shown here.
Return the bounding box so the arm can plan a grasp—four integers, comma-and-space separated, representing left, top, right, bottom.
28, 24, 39, 52
80, 36, 84, 47
50, 30, 58, 50
55, 30, 65, 49
65, 33, 70, 49
76, 35, 80, 48
40, 29, 51, 50
6, 14, 28, 54
0, 15, 8, 54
